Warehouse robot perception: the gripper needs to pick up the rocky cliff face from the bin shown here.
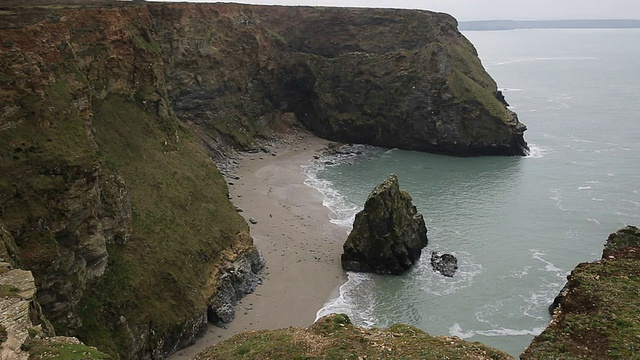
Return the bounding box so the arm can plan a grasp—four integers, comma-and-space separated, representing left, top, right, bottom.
1, 1, 526, 359
342, 174, 428, 274
0, 222, 108, 360
148, 3, 528, 156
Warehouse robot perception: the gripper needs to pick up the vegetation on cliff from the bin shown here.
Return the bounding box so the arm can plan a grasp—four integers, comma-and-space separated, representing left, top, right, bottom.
195, 313, 513, 360
1, 1, 528, 359
0, 2, 251, 358
149, 3, 528, 156
522, 226, 640, 359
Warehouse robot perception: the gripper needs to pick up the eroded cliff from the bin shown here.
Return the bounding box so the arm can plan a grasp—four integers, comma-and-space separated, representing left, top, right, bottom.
1, 1, 527, 359
149, 3, 528, 156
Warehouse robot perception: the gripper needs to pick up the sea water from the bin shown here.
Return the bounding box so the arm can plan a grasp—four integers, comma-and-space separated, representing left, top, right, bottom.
304, 29, 640, 357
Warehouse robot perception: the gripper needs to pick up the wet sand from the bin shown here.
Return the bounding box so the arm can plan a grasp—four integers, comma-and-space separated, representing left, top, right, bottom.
169, 132, 347, 359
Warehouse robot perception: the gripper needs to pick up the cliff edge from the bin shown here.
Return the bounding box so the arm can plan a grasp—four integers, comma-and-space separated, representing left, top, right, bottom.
522, 226, 640, 359
149, 3, 528, 156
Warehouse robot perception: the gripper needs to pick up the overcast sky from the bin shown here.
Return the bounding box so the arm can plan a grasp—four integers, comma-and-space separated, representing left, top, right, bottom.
151, 0, 640, 21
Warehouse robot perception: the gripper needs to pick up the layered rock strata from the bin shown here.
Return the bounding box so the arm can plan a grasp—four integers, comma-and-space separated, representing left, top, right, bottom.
149, 3, 528, 157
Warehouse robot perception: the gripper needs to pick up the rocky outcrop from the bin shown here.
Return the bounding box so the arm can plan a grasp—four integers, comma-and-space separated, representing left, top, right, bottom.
148, 3, 528, 156
150, 248, 264, 359
522, 226, 640, 359
342, 175, 428, 274
430, 252, 458, 277
0, 222, 107, 359
208, 248, 265, 328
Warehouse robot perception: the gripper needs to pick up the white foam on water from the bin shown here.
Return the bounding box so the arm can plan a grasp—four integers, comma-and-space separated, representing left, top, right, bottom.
624, 200, 640, 208
301, 152, 364, 230
586, 218, 601, 225
304, 146, 385, 328
578, 186, 591, 190
450, 323, 546, 339
530, 249, 564, 274
506, 266, 533, 279
549, 188, 565, 210
315, 272, 380, 328
413, 248, 483, 297
526, 144, 549, 159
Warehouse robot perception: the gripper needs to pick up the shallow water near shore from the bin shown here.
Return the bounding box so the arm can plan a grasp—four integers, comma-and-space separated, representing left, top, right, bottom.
310, 29, 640, 356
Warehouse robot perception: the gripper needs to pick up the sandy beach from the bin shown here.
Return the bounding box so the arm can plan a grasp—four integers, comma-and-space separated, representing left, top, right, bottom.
169, 132, 348, 359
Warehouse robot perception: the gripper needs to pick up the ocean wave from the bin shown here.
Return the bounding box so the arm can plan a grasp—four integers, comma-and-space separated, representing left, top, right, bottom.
301, 147, 371, 230
530, 249, 564, 274
449, 323, 545, 339
549, 188, 565, 210
526, 144, 549, 159
315, 272, 380, 328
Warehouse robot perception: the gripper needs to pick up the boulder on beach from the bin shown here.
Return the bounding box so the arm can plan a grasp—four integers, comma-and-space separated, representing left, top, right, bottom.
341, 174, 428, 274
430, 252, 458, 277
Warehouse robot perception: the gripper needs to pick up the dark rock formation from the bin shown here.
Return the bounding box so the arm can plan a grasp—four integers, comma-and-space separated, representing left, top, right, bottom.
149, 3, 528, 157
430, 252, 458, 277
522, 226, 640, 359
342, 175, 428, 274
495, 90, 510, 107
208, 248, 265, 328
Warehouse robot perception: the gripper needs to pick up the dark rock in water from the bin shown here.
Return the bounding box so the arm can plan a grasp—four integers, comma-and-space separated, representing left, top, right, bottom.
341, 174, 428, 274
430, 252, 458, 277
249, 218, 258, 224
548, 283, 570, 315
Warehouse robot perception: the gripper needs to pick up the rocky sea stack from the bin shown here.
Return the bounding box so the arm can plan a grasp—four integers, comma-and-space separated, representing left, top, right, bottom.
342, 175, 428, 274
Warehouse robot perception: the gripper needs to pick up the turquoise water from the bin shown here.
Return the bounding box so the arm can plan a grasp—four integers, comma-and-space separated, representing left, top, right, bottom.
307, 29, 640, 357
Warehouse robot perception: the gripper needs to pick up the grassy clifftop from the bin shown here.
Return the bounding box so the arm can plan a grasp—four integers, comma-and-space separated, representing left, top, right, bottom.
522, 226, 640, 359
196, 313, 513, 360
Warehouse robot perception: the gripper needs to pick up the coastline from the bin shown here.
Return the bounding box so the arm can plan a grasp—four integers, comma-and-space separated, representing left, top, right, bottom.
169, 132, 347, 359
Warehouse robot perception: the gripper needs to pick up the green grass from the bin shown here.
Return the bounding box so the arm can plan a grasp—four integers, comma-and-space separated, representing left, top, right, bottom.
0, 284, 21, 298
77, 95, 250, 357
197, 314, 513, 360
24, 340, 110, 360
447, 69, 511, 122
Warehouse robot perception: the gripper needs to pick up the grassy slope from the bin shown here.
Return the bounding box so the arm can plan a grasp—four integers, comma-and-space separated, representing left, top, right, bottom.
77, 95, 251, 356
1, 3, 252, 356
197, 314, 513, 360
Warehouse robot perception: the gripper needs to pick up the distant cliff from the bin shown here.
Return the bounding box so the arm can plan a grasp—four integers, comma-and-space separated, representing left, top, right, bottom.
149, 3, 528, 156
1, 1, 525, 359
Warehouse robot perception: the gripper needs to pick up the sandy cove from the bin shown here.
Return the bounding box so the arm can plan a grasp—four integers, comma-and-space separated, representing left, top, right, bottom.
169, 132, 348, 359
